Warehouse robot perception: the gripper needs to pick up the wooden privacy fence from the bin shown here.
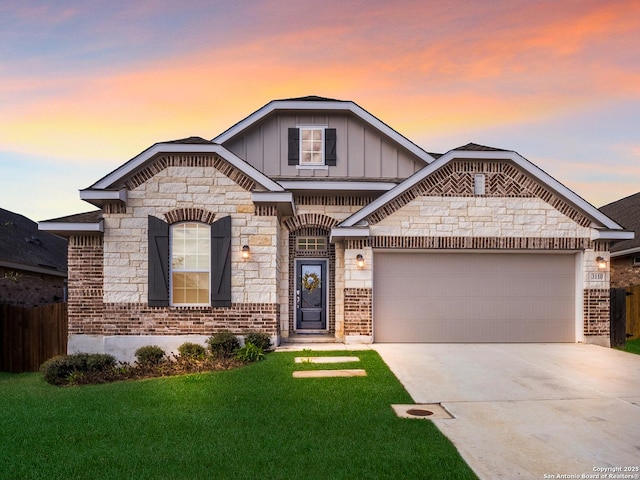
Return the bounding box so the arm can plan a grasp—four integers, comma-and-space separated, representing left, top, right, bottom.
0, 303, 67, 373
627, 284, 640, 340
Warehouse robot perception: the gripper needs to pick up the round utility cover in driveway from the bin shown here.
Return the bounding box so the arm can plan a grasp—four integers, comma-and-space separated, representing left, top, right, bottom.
373, 252, 576, 342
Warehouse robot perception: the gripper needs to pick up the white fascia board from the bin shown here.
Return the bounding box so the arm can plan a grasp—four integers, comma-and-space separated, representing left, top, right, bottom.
213, 100, 435, 164
611, 246, 640, 258
79, 188, 127, 202
329, 227, 370, 242
278, 180, 397, 191
339, 149, 628, 231
251, 192, 293, 203
590, 229, 635, 241
91, 144, 283, 192
38, 221, 104, 234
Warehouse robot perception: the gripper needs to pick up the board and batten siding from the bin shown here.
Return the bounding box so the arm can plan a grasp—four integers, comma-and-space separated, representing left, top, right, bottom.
223, 113, 424, 179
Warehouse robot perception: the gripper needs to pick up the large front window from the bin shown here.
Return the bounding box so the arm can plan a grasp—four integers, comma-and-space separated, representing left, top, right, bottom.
171, 222, 210, 305
300, 127, 324, 165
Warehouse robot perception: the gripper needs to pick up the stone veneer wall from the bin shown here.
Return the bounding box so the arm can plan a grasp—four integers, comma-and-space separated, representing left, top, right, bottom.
68, 154, 282, 348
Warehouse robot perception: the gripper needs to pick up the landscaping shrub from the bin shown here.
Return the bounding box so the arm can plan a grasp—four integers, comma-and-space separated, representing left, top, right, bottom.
243, 331, 272, 351
40, 353, 116, 386
236, 342, 265, 363
177, 342, 206, 359
206, 331, 240, 359
134, 345, 166, 366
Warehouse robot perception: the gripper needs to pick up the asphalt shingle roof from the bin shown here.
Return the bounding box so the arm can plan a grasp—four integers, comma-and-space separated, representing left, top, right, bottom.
600, 193, 640, 253
0, 208, 67, 274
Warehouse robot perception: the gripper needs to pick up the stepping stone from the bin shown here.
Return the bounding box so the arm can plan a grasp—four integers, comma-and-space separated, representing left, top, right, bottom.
293, 369, 367, 378
294, 356, 360, 364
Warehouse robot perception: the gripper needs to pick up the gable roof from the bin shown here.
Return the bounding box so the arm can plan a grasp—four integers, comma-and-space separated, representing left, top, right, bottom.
212, 97, 436, 164
0, 208, 67, 276
335, 146, 632, 241
600, 192, 640, 255
83, 141, 285, 203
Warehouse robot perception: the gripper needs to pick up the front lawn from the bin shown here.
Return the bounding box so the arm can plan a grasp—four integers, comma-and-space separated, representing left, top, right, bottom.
618, 337, 640, 355
0, 350, 476, 480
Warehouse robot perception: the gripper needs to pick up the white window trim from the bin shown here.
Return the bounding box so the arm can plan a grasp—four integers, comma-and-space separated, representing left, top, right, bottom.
298, 125, 327, 166
169, 222, 212, 307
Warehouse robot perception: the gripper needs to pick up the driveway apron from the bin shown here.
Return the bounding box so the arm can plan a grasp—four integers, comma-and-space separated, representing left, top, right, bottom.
373, 343, 640, 480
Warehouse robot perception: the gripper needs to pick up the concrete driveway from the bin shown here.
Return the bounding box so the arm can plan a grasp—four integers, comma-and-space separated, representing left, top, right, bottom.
372, 343, 640, 480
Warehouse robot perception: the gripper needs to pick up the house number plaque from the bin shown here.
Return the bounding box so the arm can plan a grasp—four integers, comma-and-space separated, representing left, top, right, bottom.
589, 272, 605, 281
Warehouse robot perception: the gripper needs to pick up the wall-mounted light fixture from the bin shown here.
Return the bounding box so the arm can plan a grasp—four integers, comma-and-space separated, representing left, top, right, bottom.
242, 245, 250, 259
596, 256, 607, 270
356, 254, 365, 268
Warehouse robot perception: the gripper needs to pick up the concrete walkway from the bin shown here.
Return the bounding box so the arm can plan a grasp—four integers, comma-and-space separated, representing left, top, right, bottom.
372, 343, 640, 480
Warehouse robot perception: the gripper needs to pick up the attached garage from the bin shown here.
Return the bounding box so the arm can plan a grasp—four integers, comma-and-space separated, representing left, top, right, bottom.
373, 252, 577, 343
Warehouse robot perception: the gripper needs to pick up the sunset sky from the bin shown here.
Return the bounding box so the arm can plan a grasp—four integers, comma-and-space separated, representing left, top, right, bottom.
1, 0, 639, 222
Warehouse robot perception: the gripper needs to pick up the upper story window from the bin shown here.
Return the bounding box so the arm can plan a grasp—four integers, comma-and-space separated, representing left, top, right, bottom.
170, 222, 211, 305
300, 128, 324, 165
288, 127, 337, 167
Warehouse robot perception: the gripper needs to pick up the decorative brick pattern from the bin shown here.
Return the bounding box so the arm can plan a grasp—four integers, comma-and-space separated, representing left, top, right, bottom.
103, 202, 126, 214
164, 207, 216, 224
67, 235, 104, 335
284, 213, 339, 232
254, 205, 276, 216
344, 239, 371, 249
125, 154, 256, 192
294, 195, 377, 206
344, 288, 372, 336
74, 303, 279, 336
371, 236, 592, 250
366, 161, 592, 227
583, 289, 610, 336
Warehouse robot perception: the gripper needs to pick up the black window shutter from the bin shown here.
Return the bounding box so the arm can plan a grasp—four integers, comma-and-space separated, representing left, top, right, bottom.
288, 128, 299, 165
148, 215, 169, 307
211, 215, 232, 307
325, 128, 337, 166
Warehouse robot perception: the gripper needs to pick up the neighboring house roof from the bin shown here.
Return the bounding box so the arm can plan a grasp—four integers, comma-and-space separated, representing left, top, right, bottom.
334, 144, 631, 241
38, 210, 104, 236
0, 208, 67, 277
212, 96, 436, 164
600, 192, 640, 256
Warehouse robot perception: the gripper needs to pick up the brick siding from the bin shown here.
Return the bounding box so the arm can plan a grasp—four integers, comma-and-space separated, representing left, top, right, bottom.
583, 289, 610, 336
344, 288, 372, 336
610, 256, 640, 288
0, 266, 65, 308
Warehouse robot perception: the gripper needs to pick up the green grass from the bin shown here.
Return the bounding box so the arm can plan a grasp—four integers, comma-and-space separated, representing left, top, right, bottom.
619, 337, 640, 355
0, 351, 477, 480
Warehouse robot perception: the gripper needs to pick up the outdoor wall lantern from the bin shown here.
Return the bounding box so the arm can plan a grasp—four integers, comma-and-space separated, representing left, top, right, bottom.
356, 254, 365, 268
596, 256, 607, 270
242, 245, 250, 259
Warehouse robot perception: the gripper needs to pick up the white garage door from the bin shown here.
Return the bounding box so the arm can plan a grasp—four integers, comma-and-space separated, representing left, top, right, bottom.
374, 252, 576, 343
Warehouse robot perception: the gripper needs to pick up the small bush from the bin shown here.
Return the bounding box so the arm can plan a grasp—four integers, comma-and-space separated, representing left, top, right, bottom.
243, 331, 272, 351
135, 345, 166, 366
207, 331, 240, 359
40, 353, 117, 386
177, 342, 206, 359
236, 342, 265, 363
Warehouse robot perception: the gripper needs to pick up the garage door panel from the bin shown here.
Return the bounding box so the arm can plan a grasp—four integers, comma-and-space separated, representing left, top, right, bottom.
374, 253, 576, 343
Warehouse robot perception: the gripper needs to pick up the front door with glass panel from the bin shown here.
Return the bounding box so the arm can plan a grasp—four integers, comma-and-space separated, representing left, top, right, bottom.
295, 259, 327, 330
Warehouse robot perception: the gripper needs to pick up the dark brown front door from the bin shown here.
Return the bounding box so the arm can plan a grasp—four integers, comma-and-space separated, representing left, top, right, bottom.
295, 259, 327, 330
